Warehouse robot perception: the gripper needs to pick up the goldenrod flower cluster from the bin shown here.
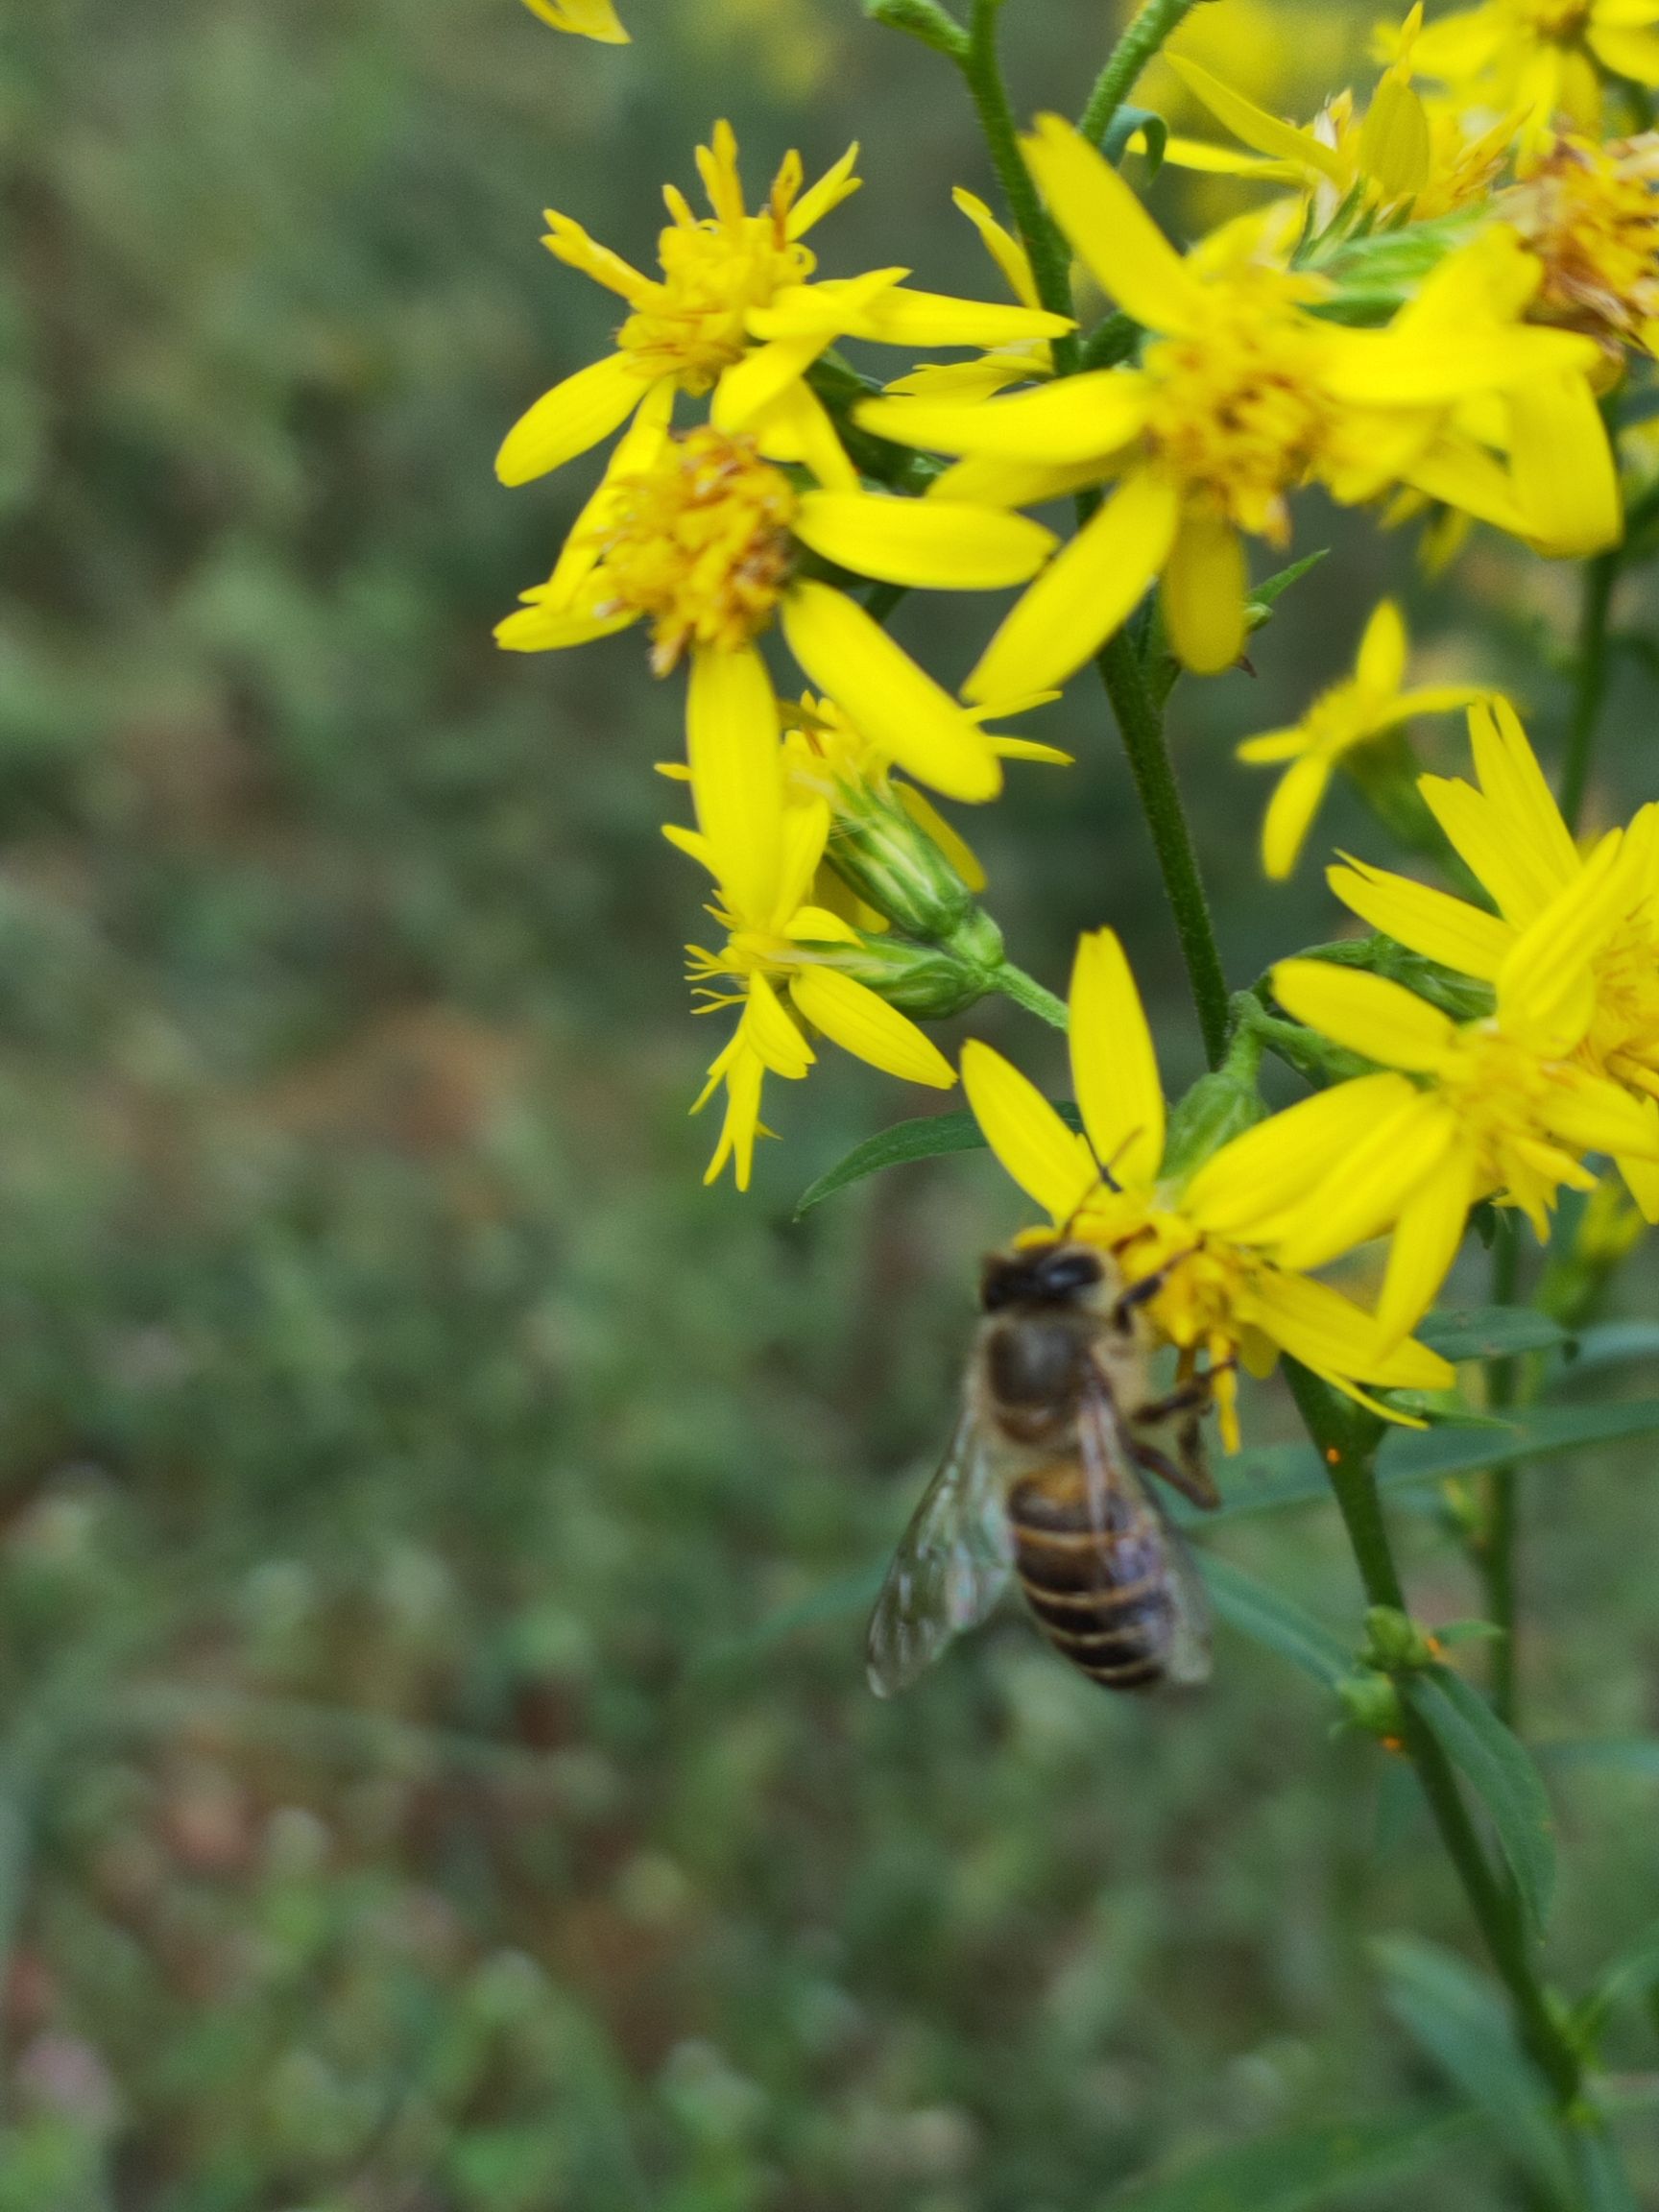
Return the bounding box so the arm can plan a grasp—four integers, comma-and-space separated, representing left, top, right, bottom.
494, 0, 1659, 1448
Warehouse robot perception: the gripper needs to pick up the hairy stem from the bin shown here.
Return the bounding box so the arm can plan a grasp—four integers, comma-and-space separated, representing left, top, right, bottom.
1094, 633, 1231, 1067
1560, 548, 1618, 833
959, 0, 1081, 367
1078, 0, 1205, 145
1286, 1366, 1590, 2120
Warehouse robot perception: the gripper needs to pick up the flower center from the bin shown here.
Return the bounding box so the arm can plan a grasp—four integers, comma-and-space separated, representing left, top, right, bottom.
1141, 274, 1332, 538
1503, 135, 1659, 343
1510, 0, 1592, 42
587, 427, 798, 673
1437, 1026, 1594, 1226
619, 210, 815, 394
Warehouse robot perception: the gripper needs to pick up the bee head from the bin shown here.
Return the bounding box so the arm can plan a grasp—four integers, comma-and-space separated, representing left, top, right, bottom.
980, 1240, 1104, 1312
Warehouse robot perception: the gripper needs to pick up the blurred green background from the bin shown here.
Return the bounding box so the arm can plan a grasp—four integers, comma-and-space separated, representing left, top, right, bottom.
3, 1, 1659, 2203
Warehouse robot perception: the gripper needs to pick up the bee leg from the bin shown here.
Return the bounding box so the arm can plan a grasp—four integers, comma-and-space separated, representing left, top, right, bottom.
1133, 1435, 1221, 1511
1109, 1268, 1169, 1334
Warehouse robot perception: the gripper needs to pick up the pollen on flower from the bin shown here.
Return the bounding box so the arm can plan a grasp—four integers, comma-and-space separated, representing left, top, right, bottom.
586, 427, 799, 673
1140, 274, 1331, 538
1503, 134, 1659, 354
1435, 1024, 1597, 1231
617, 139, 819, 392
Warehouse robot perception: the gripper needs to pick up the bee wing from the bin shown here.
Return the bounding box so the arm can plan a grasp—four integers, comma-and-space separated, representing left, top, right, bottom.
1074, 1366, 1213, 1689
866, 1398, 1013, 1698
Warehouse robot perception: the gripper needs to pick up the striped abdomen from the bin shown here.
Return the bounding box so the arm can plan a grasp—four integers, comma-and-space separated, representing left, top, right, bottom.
1008, 1462, 1177, 1691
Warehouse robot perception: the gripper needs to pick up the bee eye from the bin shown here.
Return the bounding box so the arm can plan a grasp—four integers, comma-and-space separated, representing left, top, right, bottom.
1036, 1248, 1102, 1299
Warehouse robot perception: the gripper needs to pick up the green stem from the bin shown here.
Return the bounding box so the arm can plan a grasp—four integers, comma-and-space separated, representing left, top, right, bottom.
1561, 549, 1618, 834
1094, 631, 1230, 1067
1482, 1216, 1522, 1728
1285, 1366, 1590, 2121
993, 961, 1070, 1030
958, 0, 1081, 366
1078, 0, 1204, 145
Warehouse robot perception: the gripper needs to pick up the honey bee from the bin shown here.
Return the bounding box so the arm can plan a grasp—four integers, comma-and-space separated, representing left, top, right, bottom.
867, 1238, 1222, 1696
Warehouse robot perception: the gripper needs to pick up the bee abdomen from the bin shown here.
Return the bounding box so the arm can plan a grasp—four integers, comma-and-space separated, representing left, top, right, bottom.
1009, 1469, 1173, 1691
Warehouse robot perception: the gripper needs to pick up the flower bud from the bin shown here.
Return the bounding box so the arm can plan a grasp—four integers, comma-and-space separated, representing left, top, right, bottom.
825, 784, 977, 944
1162, 1020, 1267, 1183
795, 924, 1003, 1020
1334, 1669, 1405, 1740
1358, 1604, 1437, 1674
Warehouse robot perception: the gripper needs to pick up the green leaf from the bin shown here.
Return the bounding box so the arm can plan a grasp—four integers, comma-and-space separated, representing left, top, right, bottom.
1374, 1936, 1575, 2207
1198, 1554, 1351, 1688
1537, 1737, 1659, 1777
1562, 1319, 1659, 1376
1245, 550, 1329, 637
1102, 105, 1168, 178
1416, 1308, 1570, 1362
1100, 2108, 1475, 2212
1573, 1913, 1659, 2047
795, 1101, 1084, 1215
1205, 1397, 1659, 1523
1408, 1668, 1555, 1941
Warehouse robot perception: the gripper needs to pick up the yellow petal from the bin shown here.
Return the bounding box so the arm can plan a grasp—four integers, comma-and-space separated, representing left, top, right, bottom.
855, 373, 1150, 465
1184, 1072, 1420, 1241
1261, 756, 1334, 880
964, 469, 1181, 704
792, 492, 1056, 589
494, 601, 636, 652
1509, 374, 1622, 559
781, 580, 1002, 804
960, 1039, 1098, 1222
1244, 1268, 1455, 1391
1270, 1089, 1455, 1269
1376, 1139, 1481, 1353
1587, 20, 1659, 81
847, 287, 1073, 348
1236, 727, 1309, 765
1356, 599, 1407, 694
744, 969, 817, 1079
700, 1037, 766, 1191
1021, 114, 1207, 334
789, 968, 956, 1087
714, 334, 831, 435
1069, 928, 1164, 1190
1397, 433, 1528, 537
1327, 859, 1510, 982
519, 0, 629, 40
951, 185, 1041, 308
542, 375, 675, 605
1271, 959, 1455, 1071
1160, 506, 1247, 674
540, 210, 651, 302
1470, 695, 1581, 890
787, 143, 861, 239
745, 379, 859, 493
1541, 1066, 1659, 1162
1163, 53, 1347, 180
686, 644, 785, 921
1497, 832, 1626, 1053
495, 353, 650, 486
1358, 72, 1431, 198
927, 454, 1119, 506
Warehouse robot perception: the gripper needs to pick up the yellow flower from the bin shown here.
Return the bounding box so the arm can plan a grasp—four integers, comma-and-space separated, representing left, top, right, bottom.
1502, 132, 1659, 358
1328, 696, 1659, 1217
663, 655, 955, 1189
1265, 937, 1659, 1348
494, 121, 1071, 492
1407, 0, 1659, 132
1237, 599, 1485, 878
855, 119, 1616, 688
495, 419, 1058, 803
519, 0, 628, 40
960, 929, 1454, 1446
1161, 12, 1514, 224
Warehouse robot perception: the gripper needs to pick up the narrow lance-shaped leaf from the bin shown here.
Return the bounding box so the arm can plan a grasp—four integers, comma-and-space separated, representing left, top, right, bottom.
1374, 1936, 1576, 2208
1198, 1553, 1351, 1688
796, 1102, 1085, 1216
1407, 1667, 1556, 1941
1101, 2108, 1476, 2212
